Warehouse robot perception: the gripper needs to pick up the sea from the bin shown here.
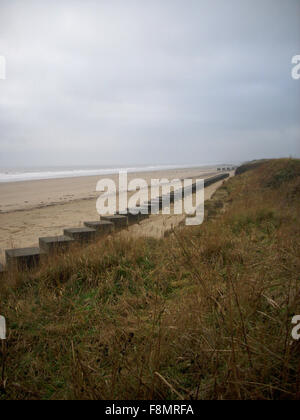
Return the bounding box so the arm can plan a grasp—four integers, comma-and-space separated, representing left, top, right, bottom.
0, 163, 221, 183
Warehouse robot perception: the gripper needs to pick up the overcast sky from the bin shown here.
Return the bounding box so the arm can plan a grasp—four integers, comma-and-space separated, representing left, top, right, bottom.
0, 0, 299, 167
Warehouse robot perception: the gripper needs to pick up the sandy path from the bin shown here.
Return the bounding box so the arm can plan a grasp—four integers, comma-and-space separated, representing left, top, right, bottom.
0, 168, 230, 263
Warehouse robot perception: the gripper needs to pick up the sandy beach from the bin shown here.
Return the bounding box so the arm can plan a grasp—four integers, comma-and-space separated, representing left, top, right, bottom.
0, 166, 226, 263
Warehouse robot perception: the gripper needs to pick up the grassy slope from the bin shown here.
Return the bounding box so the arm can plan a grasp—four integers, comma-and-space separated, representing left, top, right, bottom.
0, 158, 300, 400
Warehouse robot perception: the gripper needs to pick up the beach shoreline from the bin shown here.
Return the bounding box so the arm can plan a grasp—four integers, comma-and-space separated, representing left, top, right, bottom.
0, 166, 226, 263
0, 165, 220, 214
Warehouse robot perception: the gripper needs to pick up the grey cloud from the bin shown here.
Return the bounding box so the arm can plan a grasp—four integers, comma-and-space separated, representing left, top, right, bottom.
0, 0, 299, 167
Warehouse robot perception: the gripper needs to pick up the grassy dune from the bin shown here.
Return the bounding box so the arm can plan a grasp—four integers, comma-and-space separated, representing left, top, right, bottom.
1, 158, 300, 400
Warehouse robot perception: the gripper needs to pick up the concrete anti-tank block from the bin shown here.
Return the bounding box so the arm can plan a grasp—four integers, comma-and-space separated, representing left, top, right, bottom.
39, 236, 75, 254
101, 215, 128, 229
130, 207, 149, 220
5, 247, 44, 270
63, 227, 97, 243
84, 221, 114, 235
117, 209, 141, 224
0, 263, 6, 276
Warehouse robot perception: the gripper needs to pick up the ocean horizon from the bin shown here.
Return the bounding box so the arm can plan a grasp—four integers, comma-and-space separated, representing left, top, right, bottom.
0, 163, 225, 184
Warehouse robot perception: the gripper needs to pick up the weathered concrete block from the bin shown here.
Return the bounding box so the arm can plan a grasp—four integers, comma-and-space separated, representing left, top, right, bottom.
63, 227, 97, 243
118, 211, 140, 224
124, 205, 150, 219
119, 208, 152, 223
39, 235, 75, 254
5, 247, 44, 270
0, 263, 6, 276
129, 212, 140, 223
101, 215, 128, 229
84, 221, 114, 235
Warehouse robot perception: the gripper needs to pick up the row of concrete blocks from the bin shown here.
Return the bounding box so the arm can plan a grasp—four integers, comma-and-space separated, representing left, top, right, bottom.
1, 219, 112, 272
139, 173, 230, 211
218, 167, 235, 171
1, 210, 151, 273
1, 173, 229, 273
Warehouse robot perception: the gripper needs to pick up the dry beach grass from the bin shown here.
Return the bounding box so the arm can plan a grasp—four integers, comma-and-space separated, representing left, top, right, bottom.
0, 159, 300, 400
